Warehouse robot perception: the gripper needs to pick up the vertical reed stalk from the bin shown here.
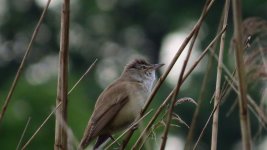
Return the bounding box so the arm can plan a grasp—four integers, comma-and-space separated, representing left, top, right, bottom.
232, 0, 252, 149
211, 0, 230, 149
54, 0, 70, 149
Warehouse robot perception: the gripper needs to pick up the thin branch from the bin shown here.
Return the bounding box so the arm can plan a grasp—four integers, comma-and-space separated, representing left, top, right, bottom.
211, 0, 230, 149
16, 117, 31, 150
182, 26, 227, 83
132, 90, 173, 150
0, 0, 51, 124
226, 98, 238, 117
193, 97, 222, 150
232, 0, 252, 149
68, 59, 98, 95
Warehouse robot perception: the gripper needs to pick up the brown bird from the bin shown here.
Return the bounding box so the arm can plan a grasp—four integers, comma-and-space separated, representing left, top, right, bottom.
79, 59, 164, 149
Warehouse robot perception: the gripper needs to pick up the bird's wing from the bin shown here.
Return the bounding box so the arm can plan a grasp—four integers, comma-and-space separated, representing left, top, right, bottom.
80, 81, 129, 148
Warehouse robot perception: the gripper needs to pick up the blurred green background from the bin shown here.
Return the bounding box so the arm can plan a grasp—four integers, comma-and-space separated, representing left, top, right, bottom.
0, 0, 267, 149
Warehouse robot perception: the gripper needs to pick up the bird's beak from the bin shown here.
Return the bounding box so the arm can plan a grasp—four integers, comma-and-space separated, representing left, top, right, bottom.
152, 63, 164, 70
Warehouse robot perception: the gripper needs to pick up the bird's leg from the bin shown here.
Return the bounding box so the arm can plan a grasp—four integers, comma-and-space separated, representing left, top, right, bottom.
108, 135, 121, 147
94, 134, 110, 150
132, 124, 138, 130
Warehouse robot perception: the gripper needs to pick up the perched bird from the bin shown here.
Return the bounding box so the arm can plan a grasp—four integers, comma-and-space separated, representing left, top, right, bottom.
79, 59, 164, 149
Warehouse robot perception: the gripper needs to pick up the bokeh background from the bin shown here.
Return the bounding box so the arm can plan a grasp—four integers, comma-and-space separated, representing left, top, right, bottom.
0, 0, 267, 149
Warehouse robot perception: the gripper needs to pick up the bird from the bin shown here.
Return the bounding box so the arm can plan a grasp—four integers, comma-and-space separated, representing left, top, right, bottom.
79, 59, 164, 149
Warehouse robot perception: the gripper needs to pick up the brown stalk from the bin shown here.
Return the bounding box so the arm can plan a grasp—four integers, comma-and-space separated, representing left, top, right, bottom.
68, 59, 98, 95
182, 26, 227, 83
0, 0, 51, 124
211, 0, 230, 149
132, 26, 226, 150
16, 117, 31, 150
119, 0, 216, 148
226, 98, 238, 117
55, 0, 70, 149
193, 95, 222, 150
21, 59, 97, 149
232, 0, 252, 149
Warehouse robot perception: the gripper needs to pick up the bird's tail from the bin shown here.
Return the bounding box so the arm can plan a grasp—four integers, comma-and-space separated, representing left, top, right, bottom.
79, 123, 94, 150
79, 134, 110, 150
93, 134, 110, 149
79, 135, 92, 150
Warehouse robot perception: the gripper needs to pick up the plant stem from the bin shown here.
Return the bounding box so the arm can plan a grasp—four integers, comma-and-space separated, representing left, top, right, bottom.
211, 0, 230, 149
16, 117, 31, 150
232, 0, 252, 149
55, 0, 70, 149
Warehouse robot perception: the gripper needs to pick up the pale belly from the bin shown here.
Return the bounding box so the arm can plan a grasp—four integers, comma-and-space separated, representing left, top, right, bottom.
108, 89, 148, 132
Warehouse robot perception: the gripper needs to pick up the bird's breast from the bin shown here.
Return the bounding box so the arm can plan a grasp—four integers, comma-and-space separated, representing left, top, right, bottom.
109, 84, 149, 131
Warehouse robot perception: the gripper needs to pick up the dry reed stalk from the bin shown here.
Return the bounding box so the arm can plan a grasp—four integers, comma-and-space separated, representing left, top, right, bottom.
16, 117, 31, 150
211, 0, 230, 149
232, 0, 252, 149
193, 96, 221, 150
55, 0, 70, 149
0, 0, 51, 124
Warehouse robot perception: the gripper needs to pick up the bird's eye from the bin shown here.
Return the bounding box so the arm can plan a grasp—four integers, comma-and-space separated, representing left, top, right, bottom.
145, 71, 151, 76
140, 65, 146, 70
